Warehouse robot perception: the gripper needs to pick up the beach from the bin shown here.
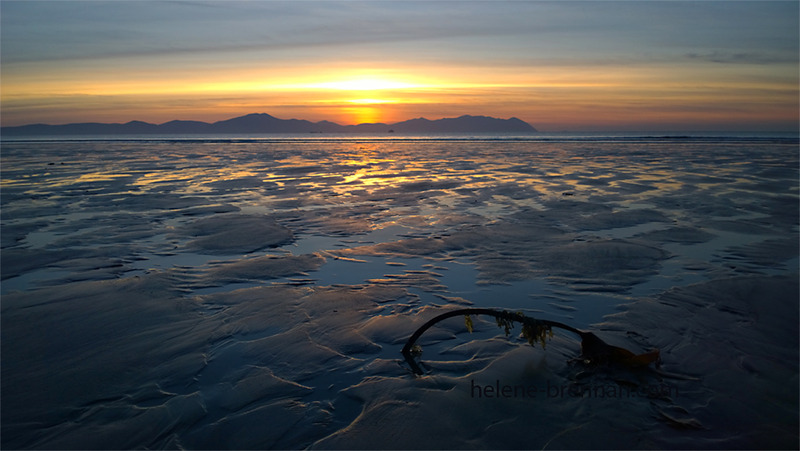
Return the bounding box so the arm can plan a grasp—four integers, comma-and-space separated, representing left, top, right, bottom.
1, 134, 798, 449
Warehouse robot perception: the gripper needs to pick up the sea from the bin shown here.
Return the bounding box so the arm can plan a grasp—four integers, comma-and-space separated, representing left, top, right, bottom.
1, 132, 798, 449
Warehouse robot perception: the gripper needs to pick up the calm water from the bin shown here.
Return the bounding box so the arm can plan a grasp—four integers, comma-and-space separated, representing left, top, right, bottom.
2, 134, 798, 449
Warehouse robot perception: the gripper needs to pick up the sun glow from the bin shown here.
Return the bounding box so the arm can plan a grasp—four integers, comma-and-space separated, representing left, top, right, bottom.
347, 106, 383, 125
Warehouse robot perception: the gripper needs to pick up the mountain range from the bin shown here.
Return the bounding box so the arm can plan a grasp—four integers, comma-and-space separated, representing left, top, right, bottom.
1, 113, 537, 136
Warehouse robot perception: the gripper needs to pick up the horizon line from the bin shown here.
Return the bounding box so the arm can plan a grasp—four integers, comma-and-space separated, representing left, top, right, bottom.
2, 112, 797, 134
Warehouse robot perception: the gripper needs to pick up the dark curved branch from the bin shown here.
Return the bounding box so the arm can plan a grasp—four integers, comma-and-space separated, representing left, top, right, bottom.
401, 308, 659, 375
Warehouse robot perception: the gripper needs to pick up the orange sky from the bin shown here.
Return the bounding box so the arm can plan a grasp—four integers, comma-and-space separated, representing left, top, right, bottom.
2, 1, 798, 131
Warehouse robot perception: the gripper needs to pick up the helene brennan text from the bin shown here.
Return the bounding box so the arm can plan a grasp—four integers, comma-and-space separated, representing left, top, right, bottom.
469, 379, 678, 400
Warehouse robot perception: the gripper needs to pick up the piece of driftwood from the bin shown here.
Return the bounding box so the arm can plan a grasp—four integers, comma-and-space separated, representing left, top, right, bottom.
401, 308, 661, 375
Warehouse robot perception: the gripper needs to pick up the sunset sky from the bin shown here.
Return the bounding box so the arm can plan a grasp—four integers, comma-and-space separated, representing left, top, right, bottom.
2, 1, 798, 131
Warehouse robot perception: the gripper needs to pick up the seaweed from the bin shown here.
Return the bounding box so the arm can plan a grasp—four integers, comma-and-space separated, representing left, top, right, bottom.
401, 308, 660, 375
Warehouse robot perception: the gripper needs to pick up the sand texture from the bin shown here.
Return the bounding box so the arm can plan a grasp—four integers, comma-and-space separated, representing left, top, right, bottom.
2, 137, 798, 449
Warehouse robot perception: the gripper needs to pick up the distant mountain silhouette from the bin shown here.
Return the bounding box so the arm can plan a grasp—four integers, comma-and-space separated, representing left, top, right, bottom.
1, 113, 537, 135
389, 115, 535, 133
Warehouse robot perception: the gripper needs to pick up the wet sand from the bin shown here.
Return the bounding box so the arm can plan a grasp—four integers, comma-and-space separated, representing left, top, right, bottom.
2, 136, 797, 448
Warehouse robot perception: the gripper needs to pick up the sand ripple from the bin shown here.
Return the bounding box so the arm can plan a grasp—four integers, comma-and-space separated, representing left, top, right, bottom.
1, 138, 797, 448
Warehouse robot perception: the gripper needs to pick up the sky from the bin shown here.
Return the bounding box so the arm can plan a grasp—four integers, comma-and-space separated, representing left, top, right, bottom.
1, 1, 798, 131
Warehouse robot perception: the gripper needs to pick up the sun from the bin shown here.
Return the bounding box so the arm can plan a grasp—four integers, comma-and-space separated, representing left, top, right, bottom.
281, 74, 433, 124
347, 106, 382, 125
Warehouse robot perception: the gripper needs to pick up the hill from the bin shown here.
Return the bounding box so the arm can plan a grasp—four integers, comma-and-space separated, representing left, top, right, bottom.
1, 113, 537, 135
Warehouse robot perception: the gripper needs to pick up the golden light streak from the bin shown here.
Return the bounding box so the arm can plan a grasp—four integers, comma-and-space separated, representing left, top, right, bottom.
348, 99, 398, 105
305, 78, 423, 91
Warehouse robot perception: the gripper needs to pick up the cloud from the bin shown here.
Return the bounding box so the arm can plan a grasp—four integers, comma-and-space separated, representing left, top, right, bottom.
685, 51, 799, 65
1, 1, 523, 64
3, 0, 797, 71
